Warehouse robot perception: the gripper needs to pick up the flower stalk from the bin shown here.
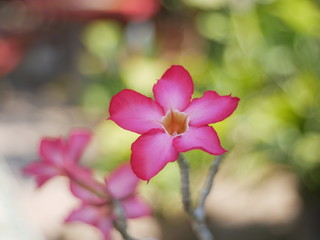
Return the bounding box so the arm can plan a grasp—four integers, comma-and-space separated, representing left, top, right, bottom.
112, 198, 159, 240
177, 154, 223, 240
112, 199, 138, 240
197, 155, 222, 212
177, 154, 194, 217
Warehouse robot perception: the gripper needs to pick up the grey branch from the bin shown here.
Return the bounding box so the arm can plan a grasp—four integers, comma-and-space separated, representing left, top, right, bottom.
112, 199, 158, 240
177, 154, 194, 217
177, 154, 224, 240
197, 155, 223, 211
112, 199, 138, 240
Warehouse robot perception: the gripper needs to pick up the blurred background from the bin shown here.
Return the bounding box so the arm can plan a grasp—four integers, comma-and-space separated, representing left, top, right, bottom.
1, 0, 320, 239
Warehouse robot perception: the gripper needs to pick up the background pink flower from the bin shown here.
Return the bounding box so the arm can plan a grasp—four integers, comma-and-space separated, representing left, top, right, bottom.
65, 164, 151, 240
24, 130, 150, 240
0, 38, 23, 77
25, 0, 160, 21
109, 65, 240, 181
23, 129, 92, 187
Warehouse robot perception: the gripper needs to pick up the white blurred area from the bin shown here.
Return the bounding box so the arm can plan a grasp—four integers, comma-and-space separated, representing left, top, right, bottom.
207, 169, 301, 226
0, 159, 44, 240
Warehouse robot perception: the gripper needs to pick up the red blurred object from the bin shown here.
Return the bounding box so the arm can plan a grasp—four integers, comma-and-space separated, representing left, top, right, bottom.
25, 0, 161, 21
0, 38, 23, 77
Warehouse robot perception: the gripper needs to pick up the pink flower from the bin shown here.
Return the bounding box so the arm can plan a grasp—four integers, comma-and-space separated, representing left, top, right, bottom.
0, 38, 23, 77
65, 164, 151, 240
23, 129, 92, 187
108, 65, 240, 181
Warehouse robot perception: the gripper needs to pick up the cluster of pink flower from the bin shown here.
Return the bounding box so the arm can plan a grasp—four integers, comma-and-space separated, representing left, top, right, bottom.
23, 129, 150, 240
24, 65, 239, 240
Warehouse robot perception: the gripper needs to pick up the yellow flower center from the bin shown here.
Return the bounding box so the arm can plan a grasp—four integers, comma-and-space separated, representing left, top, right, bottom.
162, 110, 189, 136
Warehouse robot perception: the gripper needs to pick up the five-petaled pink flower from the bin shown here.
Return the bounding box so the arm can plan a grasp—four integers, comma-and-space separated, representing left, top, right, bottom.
109, 65, 240, 181
65, 164, 151, 240
23, 129, 92, 187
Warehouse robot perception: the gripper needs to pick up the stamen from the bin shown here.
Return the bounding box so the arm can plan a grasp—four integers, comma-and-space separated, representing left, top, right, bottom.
162, 110, 189, 136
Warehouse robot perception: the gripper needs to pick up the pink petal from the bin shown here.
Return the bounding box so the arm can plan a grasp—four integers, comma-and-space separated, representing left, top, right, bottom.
66, 129, 92, 164
39, 138, 65, 165
108, 89, 164, 134
173, 126, 226, 155
185, 91, 240, 126
68, 167, 108, 204
106, 164, 139, 200
131, 129, 179, 181
97, 218, 113, 240
65, 164, 93, 181
69, 181, 106, 205
23, 161, 58, 176
153, 65, 194, 112
121, 196, 151, 219
65, 204, 101, 225
23, 161, 61, 187
65, 204, 113, 240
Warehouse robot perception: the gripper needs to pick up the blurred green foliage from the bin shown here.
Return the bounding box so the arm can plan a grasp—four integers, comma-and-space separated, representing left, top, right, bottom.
75, 0, 320, 206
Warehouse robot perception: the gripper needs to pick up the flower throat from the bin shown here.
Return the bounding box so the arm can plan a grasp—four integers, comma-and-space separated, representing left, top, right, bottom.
162, 110, 188, 136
